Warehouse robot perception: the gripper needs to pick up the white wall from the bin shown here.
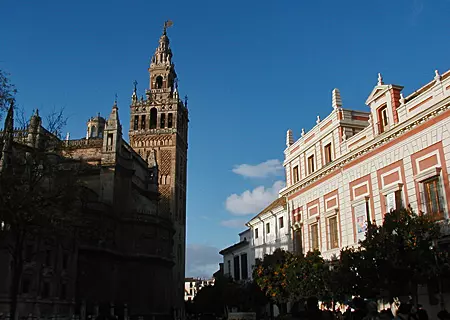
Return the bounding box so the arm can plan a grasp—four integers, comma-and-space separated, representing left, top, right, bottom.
249, 205, 292, 261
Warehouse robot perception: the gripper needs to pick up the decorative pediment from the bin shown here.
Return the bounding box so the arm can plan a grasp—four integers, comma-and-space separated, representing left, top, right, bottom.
365, 85, 389, 105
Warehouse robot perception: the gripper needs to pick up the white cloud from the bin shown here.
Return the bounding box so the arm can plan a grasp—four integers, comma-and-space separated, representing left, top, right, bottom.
220, 219, 248, 229
232, 159, 284, 178
186, 244, 222, 278
225, 180, 285, 215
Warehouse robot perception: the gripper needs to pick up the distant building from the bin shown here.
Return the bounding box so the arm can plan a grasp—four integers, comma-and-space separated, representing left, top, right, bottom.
219, 229, 253, 281
246, 196, 291, 260
184, 278, 215, 301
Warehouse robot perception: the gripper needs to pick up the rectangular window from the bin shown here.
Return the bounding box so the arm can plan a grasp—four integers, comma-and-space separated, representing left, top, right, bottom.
25, 244, 33, 262
293, 165, 299, 183
233, 256, 240, 281
279, 217, 284, 229
266, 223, 270, 234
160, 113, 166, 128
255, 228, 259, 239
134, 115, 139, 130
378, 105, 389, 133
60, 283, 67, 300
62, 253, 69, 270
21, 278, 31, 294
241, 254, 248, 280
141, 115, 146, 130
310, 223, 319, 251
107, 133, 113, 146
45, 250, 52, 266
324, 143, 332, 164
41, 282, 50, 298
308, 155, 315, 174
328, 216, 339, 249
424, 177, 443, 217
294, 230, 303, 255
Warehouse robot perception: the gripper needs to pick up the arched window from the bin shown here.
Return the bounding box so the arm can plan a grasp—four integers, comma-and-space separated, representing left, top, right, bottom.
150, 108, 157, 129
134, 115, 139, 130
90, 125, 96, 138
155, 76, 163, 89
160, 113, 166, 128
167, 113, 173, 128
141, 115, 146, 130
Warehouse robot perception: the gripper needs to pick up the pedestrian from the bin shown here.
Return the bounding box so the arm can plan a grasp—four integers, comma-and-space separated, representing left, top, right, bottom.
437, 310, 450, 320
416, 308, 428, 320
363, 301, 380, 320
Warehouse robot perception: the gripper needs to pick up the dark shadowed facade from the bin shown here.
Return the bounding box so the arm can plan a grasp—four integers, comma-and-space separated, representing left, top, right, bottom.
0, 25, 188, 320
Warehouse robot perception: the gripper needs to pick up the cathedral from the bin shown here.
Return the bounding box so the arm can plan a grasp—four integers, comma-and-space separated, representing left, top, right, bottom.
0, 23, 188, 320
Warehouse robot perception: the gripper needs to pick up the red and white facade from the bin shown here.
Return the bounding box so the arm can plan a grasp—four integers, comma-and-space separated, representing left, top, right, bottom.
281, 70, 450, 260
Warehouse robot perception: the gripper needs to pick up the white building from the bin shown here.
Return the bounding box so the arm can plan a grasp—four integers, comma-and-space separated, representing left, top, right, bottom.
246, 197, 293, 260
184, 277, 215, 301
219, 229, 253, 281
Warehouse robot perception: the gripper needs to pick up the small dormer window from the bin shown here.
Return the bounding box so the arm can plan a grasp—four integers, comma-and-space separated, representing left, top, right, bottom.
378, 105, 389, 133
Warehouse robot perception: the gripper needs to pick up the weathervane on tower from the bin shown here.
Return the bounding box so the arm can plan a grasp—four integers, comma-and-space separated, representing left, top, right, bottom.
163, 20, 173, 35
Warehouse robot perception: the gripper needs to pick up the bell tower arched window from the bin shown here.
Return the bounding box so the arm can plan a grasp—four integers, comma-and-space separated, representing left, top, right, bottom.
155, 76, 163, 89
168, 113, 173, 128
150, 108, 157, 129
160, 113, 166, 128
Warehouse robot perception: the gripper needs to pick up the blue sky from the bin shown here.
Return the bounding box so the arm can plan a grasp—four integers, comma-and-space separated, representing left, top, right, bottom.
1, 0, 450, 278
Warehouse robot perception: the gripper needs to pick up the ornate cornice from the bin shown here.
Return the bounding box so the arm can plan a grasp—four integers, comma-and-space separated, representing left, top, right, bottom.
281, 97, 450, 198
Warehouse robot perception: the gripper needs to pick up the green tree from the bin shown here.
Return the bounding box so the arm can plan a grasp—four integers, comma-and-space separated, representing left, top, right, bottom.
253, 249, 332, 313
253, 249, 295, 309
289, 251, 330, 301
334, 207, 449, 302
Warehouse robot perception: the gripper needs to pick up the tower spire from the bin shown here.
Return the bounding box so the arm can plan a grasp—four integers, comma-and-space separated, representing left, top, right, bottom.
0, 101, 14, 173
132, 80, 138, 104
151, 21, 174, 67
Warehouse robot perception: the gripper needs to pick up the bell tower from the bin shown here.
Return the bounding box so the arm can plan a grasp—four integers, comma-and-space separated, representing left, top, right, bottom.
128, 21, 188, 317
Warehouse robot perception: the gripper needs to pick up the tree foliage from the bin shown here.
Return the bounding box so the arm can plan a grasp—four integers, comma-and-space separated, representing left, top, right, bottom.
191, 275, 267, 316
253, 208, 449, 305
336, 207, 449, 300
0, 69, 17, 120
253, 249, 331, 306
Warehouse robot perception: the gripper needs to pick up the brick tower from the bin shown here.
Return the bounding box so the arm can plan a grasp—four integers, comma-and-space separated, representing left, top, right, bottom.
128, 22, 188, 317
